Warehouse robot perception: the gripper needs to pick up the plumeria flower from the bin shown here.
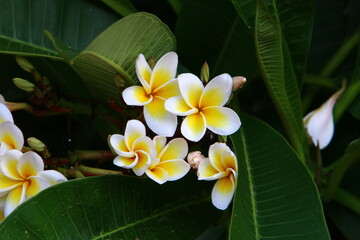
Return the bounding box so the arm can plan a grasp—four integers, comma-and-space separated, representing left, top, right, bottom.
146, 136, 190, 184
198, 143, 237, 210
109, 119, 156, 176
122, 52, 180, 137
0, 150, 67, 219
0, 121, 24, 156
0, 94, 14, 124
165, 73, 241, 142
303, 85, 345, 149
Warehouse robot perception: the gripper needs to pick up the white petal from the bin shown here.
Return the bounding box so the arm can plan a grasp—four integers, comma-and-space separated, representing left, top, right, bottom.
208, 142, 230, 172
200, 73, 232, 108
165, 96, 198, 116
153, 136, 167, 155
109, 134, 134, 158
198, 158, 226, 180
211, 175, 236, 210
124, 120, 146, 150
113, 155, 137, 169
144, 97, 177, 137
135, 54, 152, 94
158, 159, 190, 181
18, 151, 44, 178
150, 52, 178, 91
202, 106, 241, 136
37, 170, 67, 185
0, 149, 23, 180
181, 113, 206, 142
145, 167, 169, 184
0, 103, 13, 123
26, 176, 51, 198
122, 86, 153, 106
0, 121, 24, 153
4, 184, 27, 217
158, 138, 188, 161
304, 99, 335, 149
132, 150, 152, 176
177, 73, 204, 109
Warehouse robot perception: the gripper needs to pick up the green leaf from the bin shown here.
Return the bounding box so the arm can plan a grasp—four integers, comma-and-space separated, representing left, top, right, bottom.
0, 0, 118, 58
254, 0, 308, 161
0, 175, 222, 239
175, 0, 258, 78
229, 114, 330, 239
72, 12, 176, 102
232, 0, 315, 84
101, 0, 138, 17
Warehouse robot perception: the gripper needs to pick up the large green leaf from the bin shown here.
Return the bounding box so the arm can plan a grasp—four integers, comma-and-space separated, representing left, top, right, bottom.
232, 0, 315, 84
0, 175, 222, 239
229, 114, 330, 239
0, 0, 118, 58
175, 0, 258, 78
72, 12, 176, 102
254, 0, 308, 161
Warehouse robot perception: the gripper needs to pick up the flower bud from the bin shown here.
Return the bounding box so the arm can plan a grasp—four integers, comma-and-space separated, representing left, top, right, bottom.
27, 137, 46, 152
200, 62, 210, 83
13, 78, 36, 92
232, 76, 246, 91
303, 83, 345, 149
187, 151, 205, 169
15, 56, 35, 72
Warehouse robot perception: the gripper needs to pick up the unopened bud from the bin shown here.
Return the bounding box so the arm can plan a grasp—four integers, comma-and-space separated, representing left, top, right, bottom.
27, 137, 46, 152
148, 57, 155, 69
15, 56, 35, 72
27, 137, 50, 157
114, 73, 125, 87
232, 76, 246, 91
13, 78, 36, 92
200, 62, 210, 83
187, 151, 205, 169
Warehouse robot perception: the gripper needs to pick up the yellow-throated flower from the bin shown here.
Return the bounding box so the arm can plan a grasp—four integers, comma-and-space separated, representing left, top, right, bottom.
0, 121, 24, 156
0, 150, 67, 219
197, 143, 237, 210
165, 73, 241, 142
122, 52, 180, 137
304, 85, 345, 149
146, 136, 190, 184
109, 119, 156, 176
0, 95, 13, 124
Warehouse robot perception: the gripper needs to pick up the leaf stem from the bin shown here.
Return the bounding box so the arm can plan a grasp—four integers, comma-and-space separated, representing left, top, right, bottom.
76, 164, 123, 176
322, 146, 360, 202
333, 188, 360, 215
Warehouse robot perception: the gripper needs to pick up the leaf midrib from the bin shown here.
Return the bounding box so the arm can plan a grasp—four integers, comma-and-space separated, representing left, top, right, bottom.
240, 130, 260, 239
0, 35, 59, 57
92, 195, 211, 239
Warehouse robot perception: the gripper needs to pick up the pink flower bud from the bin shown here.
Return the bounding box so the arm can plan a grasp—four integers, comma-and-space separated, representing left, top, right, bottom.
187, 151, 205, 169
232, 76, 246, 91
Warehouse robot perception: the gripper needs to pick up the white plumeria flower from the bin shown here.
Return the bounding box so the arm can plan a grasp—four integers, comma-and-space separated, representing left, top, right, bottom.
197, 143, 237, 210
304, 85, 345, 149
0, 121, 24, 156
0, 94, 14, 124
109, 120, 156, 176
165, 73, 241, 142
146, 136, 190, 184
0, 150, 67, 219
122, 52, 180, 137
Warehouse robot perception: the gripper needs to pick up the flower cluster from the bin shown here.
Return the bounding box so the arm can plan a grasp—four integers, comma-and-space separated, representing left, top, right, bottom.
0, 95, 67, 220
109, 52, 242, 210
